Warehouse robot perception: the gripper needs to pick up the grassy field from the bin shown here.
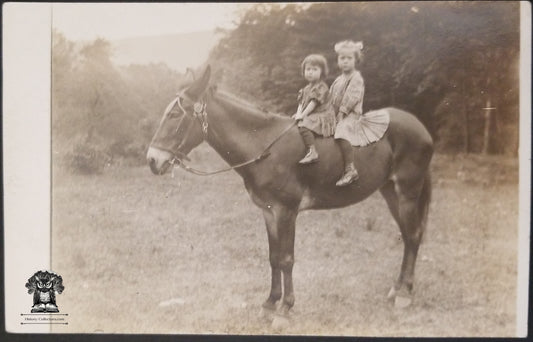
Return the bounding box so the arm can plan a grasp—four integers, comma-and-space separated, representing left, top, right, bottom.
51, 147, 520, 336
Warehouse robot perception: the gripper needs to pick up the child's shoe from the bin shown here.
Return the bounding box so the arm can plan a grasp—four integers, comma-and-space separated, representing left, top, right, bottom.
335, 163, 359, 186
299, 146, 319, 164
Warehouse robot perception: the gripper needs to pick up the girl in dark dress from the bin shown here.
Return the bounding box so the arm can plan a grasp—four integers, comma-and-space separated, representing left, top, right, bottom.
292, 54, 336, 164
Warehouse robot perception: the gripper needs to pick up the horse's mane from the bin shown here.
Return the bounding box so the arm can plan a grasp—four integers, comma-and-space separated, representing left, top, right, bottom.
213, 89, 288, 121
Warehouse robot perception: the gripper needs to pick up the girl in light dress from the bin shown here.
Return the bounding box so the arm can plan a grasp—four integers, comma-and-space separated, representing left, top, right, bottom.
329, 40, 365, 185
330, 40, 389, 186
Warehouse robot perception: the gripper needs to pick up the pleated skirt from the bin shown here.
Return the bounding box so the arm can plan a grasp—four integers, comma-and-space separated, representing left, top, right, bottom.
334, 109, 390, 146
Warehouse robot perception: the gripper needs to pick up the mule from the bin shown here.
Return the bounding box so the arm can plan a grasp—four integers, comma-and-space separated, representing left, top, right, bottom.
147, 66, 433, 313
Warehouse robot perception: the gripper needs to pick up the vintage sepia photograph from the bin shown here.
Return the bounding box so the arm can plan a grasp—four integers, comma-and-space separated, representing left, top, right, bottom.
3, 1, 530, 337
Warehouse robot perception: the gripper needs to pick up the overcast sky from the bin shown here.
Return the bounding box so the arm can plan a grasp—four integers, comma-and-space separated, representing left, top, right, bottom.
52, 3, 253, 41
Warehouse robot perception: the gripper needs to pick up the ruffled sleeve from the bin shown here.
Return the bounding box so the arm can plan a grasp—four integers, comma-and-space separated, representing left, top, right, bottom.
308, 82, 329, 105
339, 72, 364, 116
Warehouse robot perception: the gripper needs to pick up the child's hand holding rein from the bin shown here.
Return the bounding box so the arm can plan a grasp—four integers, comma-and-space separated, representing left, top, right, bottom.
292, 112, 304, 121
295, 100, 317, 121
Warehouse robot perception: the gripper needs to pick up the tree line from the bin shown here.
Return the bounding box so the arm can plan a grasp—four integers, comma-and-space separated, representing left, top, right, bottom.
208, 2, 520, 155
52, 30, 184, 173
52, 2, 519, 173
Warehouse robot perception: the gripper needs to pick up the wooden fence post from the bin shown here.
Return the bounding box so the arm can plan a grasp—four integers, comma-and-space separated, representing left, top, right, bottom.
482, 99, 496, 154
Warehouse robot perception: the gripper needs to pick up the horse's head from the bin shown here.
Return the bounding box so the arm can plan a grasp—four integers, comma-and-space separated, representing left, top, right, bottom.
147, 66, 211, 175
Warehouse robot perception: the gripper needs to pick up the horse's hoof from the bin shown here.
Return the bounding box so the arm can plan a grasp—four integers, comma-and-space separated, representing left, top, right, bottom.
394, 295, 412, 309
387, 286, 397, 300
260, 307, 273, 321
271, 313, 290, 331
260, 302, 276, 320
388, 285, 413, 308
262, 300, 277, 311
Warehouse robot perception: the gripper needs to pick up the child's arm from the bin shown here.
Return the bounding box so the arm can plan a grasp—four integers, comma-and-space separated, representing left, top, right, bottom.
292, 89, 304, 119
296, 103, 304, 115
294, 100, 317, 120
339, 73, 364, 117
300, 100, 317, 118
292, 103, 304, 119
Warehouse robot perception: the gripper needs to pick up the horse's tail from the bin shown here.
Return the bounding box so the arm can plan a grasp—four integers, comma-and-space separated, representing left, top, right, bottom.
418, 171, 432, 242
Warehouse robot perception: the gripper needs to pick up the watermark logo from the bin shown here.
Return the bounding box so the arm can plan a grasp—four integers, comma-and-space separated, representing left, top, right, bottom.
21, 271, 68, 325
26, 270, 65, 311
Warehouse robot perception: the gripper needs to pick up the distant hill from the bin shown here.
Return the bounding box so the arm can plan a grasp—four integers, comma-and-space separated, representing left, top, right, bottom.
110, 30, 220, 72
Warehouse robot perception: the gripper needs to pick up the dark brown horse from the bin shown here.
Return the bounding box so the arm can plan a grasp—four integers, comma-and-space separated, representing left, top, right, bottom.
147, 66, 433, 313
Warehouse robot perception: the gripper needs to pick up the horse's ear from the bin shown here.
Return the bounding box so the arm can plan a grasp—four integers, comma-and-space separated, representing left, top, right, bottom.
185, 65, 211, 100
176, 67, 195, 91
185, 67, 196, 81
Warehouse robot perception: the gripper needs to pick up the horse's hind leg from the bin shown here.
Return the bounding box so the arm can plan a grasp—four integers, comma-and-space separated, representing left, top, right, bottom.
380, 174, 431, 307
380, 181, 412, 304
380, 180, 401, 227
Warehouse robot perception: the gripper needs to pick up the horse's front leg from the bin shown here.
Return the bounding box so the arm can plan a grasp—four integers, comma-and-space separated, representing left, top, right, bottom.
279, 206, 298, 314
262, 208, 282, 310
262, 204, 298, 313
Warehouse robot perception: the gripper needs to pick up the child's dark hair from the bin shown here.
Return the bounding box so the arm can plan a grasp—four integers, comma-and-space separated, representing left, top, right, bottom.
301, 54, 329, 79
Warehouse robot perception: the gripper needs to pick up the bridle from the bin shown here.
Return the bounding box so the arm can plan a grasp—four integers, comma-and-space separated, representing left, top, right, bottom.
157, 91, 297, 177
175, 96, 208, 138
151, 93, 208, 163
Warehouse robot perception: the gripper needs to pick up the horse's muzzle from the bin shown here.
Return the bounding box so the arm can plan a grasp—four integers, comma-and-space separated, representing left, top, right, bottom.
148, 157, 161, 175
146, 147, 174, 175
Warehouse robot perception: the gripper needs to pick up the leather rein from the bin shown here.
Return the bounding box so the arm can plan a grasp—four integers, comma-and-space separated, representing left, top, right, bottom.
167, 94, 297, 176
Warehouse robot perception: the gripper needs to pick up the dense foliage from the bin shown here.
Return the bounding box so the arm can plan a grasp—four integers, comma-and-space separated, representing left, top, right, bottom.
52, 3, 519, 174
208, 2, 520, 154
52, 31, 184, 173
